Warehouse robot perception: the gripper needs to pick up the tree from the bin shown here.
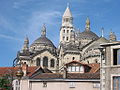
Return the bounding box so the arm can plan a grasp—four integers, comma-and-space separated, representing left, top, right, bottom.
0, 74, 12, 90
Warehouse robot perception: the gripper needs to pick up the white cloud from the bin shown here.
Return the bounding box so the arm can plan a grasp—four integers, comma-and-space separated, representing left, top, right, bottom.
13, 0, 34, 9
0, 16, 15, 33
25, 10, 61, 34
0, 34, 22, 41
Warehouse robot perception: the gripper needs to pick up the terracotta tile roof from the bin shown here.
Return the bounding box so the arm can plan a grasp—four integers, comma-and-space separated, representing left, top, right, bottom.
31, 73, 100, 79
67, 73, 100, 79
0, 62, 100, 80
0, 66, 38, 77
65, 60, 88, 66
88, 63, 100, 73
31, 73, 63, 79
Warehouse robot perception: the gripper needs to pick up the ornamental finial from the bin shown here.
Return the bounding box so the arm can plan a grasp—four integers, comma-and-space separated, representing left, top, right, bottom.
41, 24, 46, 37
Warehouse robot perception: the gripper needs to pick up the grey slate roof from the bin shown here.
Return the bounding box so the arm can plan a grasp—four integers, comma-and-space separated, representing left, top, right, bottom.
32, 36, 56, 48
85, 37, 109, 52
79, 30, 99, 40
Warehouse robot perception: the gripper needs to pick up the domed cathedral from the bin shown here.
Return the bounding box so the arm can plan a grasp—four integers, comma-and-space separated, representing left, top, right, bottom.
16, 4, 117, 72
58, 4, 117, 67
16, 25, 58, 72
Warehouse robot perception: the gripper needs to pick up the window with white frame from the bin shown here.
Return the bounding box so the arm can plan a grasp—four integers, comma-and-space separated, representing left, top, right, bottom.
80, 66, 84, 73
67, 65, 84, 73
113, 76, 120, 90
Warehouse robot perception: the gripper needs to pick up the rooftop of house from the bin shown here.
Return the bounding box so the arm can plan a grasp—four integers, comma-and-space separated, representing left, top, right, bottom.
0, 61, 100, 80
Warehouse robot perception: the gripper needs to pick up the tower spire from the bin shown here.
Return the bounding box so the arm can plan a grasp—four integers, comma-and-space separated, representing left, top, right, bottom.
41, 24, 46, 37
60, 4, 74, 43
63, 3, 72, 18
85, 17, 90, 31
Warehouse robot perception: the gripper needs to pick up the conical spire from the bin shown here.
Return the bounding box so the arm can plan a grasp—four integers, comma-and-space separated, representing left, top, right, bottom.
41, 24, 46, 37
85, 17, 90, 31
63, 3, 72, 18
22, 36, 29, 51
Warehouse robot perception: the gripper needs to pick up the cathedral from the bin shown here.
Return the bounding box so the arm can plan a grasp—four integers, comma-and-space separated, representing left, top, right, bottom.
15, 5, 117, 72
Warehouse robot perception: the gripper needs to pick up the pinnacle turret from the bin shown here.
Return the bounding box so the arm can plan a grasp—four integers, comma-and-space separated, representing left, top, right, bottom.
109, 31, 116, 42
22, 36, 29, 51
85, 17, 90, 31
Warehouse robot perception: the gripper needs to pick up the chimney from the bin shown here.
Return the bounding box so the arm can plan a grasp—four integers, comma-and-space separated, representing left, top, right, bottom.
63, 66, 67, 79
22, 62, 28, 76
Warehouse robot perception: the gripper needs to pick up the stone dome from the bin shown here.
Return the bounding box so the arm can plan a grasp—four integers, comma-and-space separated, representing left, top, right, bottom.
32, 36, 55, 48
79, 30, 99, 40
30, 25, 56, 50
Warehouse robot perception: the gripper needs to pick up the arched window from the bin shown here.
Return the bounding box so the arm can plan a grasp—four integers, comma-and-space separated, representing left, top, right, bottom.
43, 56, 48, 67
72, 57, 75, 60
36, 58, 41, 66
50, 59, 55, 68
63, 36, 65, 40
67, 30, 69, 33
63, 30, 65, 33
66, 37, 69, 41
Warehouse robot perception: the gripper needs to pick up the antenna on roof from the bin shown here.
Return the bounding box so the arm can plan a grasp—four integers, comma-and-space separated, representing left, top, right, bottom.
101, 27, 104, 37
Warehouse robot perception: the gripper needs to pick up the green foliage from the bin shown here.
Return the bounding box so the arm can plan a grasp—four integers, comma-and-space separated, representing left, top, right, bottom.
0, 74, 12, 90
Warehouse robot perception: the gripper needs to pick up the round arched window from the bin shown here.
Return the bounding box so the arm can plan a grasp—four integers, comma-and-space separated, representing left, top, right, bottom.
36, 58, 41, 66
43, 56, 48, 67
50, 59, 55, 68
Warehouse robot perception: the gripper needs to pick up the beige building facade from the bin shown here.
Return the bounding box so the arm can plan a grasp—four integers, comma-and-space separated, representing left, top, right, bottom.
20, 79, 100, 90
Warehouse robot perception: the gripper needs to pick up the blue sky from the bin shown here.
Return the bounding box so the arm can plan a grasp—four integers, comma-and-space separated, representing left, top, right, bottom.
0, 0, 120, 67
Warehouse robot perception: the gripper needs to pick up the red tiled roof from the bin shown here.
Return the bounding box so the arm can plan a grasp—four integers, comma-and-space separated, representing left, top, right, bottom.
0, 62, 100, 80
88, 63, 100, 73
0, 66, 38, 77
31, 73, 100, 79
65, 60, 88, 66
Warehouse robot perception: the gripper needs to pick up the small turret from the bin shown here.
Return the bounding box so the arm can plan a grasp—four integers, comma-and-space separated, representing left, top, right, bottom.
22, 36, 29, 52
85, 17, 90, 31
109, 31, 116, 42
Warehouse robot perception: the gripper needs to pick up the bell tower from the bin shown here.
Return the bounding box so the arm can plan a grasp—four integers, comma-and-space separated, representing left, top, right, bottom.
60, 4, 74, 44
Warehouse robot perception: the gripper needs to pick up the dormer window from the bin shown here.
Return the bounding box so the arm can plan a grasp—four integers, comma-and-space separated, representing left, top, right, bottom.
67, 66, 84, 73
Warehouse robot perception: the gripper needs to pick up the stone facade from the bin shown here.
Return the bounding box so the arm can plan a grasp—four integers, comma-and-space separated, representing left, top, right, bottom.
100, 42, 120, 90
